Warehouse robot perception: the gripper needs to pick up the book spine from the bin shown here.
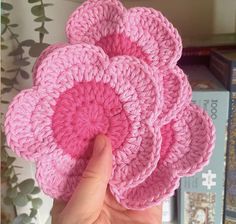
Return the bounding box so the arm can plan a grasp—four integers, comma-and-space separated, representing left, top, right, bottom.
178, 92, 229, 224
224, 66, 236, 224
209, 52, 231, 89
183, 46, 236, 57
210, 54, 236, 223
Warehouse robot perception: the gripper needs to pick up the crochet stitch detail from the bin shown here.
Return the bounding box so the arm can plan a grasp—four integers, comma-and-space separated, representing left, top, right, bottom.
4, 0, 215, 210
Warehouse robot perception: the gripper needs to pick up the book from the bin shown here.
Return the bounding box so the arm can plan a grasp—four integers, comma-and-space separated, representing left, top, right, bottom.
178, 65, 229, 224
210, 50, 236, 223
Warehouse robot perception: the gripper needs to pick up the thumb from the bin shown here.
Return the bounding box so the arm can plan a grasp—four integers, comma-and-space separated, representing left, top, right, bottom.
61, 134, 113, 223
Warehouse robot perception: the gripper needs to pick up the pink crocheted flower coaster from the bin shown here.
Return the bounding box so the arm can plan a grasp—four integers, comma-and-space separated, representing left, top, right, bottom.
4, 0, 215, 210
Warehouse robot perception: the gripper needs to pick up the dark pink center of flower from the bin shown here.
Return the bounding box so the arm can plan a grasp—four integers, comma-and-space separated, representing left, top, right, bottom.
52, 81, 130, 159
96, 33, 150, 64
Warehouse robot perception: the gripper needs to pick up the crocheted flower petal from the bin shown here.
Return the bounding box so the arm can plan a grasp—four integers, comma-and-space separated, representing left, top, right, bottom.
110, 163, 180, 210
36, 151, 87, 200
4, 87, 44, 161
66, 2, 182, 69
109, 56, 163, 121
157, 66, 192, 125
66, 0, 124, 44
120, 8, 182, 69
32, 43, 67, 85
159, 103, 215, 176
34, 44, 109, 87
111, 103, 214, 209
110, 124, 162, 190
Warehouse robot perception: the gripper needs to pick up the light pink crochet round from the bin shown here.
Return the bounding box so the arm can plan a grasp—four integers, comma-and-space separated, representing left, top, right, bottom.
66, 0, 182, 69
4, 0, 215, 210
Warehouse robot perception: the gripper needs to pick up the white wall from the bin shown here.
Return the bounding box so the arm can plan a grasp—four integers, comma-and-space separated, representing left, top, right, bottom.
123, 0, 236, 37
12, 0, 236, 45
213, 0, 236, 34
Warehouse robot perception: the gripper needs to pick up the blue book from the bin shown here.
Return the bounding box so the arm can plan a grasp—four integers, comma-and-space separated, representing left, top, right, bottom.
178, 65, 229, 224
210, 50, 236, 223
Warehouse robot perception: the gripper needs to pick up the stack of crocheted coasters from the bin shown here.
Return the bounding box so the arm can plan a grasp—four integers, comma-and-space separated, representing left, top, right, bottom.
4, 0, 215, 210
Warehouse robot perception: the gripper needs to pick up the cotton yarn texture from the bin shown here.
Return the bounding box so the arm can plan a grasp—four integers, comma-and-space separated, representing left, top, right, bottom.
4, 0, 215, 210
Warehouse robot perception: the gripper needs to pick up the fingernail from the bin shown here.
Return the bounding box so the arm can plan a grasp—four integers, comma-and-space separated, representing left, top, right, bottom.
93, 134, 107, 157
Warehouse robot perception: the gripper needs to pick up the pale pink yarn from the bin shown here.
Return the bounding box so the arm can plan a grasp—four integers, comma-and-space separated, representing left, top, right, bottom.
4, 0, 215, 210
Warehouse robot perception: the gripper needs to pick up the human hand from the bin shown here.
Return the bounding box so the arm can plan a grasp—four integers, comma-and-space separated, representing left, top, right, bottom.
51, 135, 162, 224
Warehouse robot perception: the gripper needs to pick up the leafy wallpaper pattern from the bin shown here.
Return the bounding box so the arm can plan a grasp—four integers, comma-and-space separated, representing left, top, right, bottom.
1, 1, 54, 223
